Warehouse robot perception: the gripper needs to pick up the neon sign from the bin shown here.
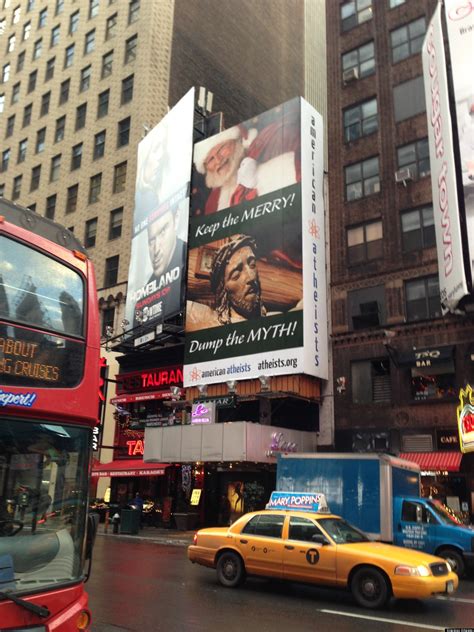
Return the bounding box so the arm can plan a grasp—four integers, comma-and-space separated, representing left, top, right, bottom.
191, 402, 215, 424
127, 439, 145, 456
116, 366, 183, 394
266, 432, 297, 456
457, 384, 474, 454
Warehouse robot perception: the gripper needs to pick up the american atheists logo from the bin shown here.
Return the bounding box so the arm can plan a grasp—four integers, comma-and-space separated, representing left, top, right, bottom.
457, 384, 474, 453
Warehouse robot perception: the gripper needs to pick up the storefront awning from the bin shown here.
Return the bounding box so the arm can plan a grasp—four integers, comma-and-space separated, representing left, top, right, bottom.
397, 346, 454, 367
110, 390, 182, 404
91, 459, 168, 478
399, 451, 462, 473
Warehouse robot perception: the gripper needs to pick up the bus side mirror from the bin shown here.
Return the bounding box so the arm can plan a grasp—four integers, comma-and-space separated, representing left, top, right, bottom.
85, 512, 99, 560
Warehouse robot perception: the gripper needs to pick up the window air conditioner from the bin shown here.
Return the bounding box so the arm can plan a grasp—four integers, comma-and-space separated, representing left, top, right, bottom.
343, 67, 359, 83
395, 167, 413, 184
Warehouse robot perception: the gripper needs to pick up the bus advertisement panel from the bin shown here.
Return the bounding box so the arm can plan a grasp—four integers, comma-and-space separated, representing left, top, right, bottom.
183, 97, 327, 386
124, 88, 195, 336
445, 0, 474, 285
1, 199, 100, 630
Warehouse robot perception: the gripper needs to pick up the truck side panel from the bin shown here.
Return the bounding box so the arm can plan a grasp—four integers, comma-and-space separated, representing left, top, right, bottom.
277, 456, 381, 536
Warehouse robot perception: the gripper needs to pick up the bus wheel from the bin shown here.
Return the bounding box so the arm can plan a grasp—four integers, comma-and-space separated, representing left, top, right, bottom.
351, 566, 389, 609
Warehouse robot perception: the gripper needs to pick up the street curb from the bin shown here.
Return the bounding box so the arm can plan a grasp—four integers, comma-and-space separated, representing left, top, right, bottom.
97, 532, 191, 547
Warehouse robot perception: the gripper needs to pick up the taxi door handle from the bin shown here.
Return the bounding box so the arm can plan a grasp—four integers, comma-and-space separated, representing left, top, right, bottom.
240, 539, 248, 544
284, 545, 294, 550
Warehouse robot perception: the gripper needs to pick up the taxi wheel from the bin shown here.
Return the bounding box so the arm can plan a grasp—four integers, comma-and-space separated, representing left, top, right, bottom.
438, 549, 465, 577
351, 567, 389, 609
216, 552, 245, 588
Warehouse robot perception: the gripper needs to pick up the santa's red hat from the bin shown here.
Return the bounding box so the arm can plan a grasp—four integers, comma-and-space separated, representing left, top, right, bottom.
194, 124, 257, 174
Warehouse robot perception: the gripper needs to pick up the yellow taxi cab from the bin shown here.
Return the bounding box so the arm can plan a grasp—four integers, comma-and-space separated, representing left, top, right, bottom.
188, 492, 459, 609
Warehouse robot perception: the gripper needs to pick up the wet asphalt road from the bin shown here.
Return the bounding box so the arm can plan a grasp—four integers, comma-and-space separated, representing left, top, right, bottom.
87, 537, 474, 632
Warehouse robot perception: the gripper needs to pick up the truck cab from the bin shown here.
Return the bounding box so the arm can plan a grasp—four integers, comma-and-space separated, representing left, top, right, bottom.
393, 496, 474, 576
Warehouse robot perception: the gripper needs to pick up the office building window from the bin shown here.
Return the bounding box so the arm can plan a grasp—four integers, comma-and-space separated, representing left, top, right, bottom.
27, 70, 37, 93
391, 17, 426, 63
50, 153, 61, 181
124, 35, 137, 64
93, 130, 106, 159
50, 24, 60, 47
1, 148, 10, 172
343, 98, 377, 142
35, 127, 46, 153
54, 115, 65, 142
84, 29, 95, 54
347, 220, 382, 265
17, 138, 27, 163
394, 76, 426, 122
121, 74, 134, 104
89, 173, 102, 203
66, 183, 78, 213
75, 103, 87, 130
64, 43, 75, 68
109, 207, 123, 239
32, 38, 42, 59
80, 65, 91, 92
6, 114, 15, 137
59, 78, 70, 104
16, 50, 25, 71
102, 307, 115, 337
38, 7, 47, 28
1, 63, 10, 84
97, 89, 109, 117
397, 138, 430, 179
341, 0, 372, 32
71, 143, 83, 170
69, 10, 79, 35
12, 82, 20, 103
40, 91, 51, 116
405, 276, 441, 321
30, 164, 41, 191
22, 22, 31, 40
106, 13, 117, 39
45, 194, 56, 219
45, 56, 55, 80
401, 206, 435, 252
85, 217, 98, 248
113, 161, 127, 192
89, 0, 99, 19
12, 6, 21, 24
342, 42, 375, 79
7, 34, 16, 52
12, 175, 22, 200
348, 285, 385, 331
351, 359, 391, 404
26, 1, 34, 13
117, 117, 131, 147
345, 156, 380, 201
128, 0, 140, 24
0, 94, 4, 113
104, 255, 119, 286
22, 103, 32, 127
55, 0, 64, 16
101, 50, 113, 78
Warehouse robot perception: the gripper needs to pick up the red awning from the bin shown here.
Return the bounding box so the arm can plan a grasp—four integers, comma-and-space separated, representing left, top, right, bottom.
91, 459, 168, 478
110, 389, 183, 404
399, 452, 462, 473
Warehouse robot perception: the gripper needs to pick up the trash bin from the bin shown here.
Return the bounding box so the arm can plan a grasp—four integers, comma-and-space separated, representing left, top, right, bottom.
120, 509, 140, 535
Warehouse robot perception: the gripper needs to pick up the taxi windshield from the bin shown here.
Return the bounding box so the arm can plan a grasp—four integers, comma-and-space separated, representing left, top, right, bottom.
0, 418, 90, 597
319, 517, 369, 544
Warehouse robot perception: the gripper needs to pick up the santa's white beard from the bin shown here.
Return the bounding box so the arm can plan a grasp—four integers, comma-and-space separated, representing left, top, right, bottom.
205, 143, 245, 190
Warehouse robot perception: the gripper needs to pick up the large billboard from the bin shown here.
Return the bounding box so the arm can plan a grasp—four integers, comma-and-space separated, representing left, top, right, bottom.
124, 88, 195, 335
183, 98, 327, 386
445, 0, 474, 285
422, 5, 469, 312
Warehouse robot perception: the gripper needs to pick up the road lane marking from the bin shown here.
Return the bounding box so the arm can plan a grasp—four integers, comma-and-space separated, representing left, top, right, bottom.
318, 609, 444, 630
435, 595, 474, 604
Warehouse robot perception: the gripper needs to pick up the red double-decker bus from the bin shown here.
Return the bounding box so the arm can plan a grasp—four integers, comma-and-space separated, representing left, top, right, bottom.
0, 199, 100, 631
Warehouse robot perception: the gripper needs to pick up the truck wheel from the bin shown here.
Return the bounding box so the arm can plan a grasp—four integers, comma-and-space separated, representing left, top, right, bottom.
439, 549, 465, 577
351, 567, 389, 609
216, 552, 245, 588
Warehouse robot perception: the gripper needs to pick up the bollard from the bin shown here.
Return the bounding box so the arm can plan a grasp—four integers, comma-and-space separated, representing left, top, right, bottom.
112, 512, 120, 534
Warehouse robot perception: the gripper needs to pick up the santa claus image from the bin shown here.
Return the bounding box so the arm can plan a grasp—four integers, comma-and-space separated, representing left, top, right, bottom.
192, 101, 301, 215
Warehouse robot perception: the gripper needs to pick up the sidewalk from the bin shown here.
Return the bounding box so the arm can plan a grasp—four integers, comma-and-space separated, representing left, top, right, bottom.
96, 523, 195, 547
